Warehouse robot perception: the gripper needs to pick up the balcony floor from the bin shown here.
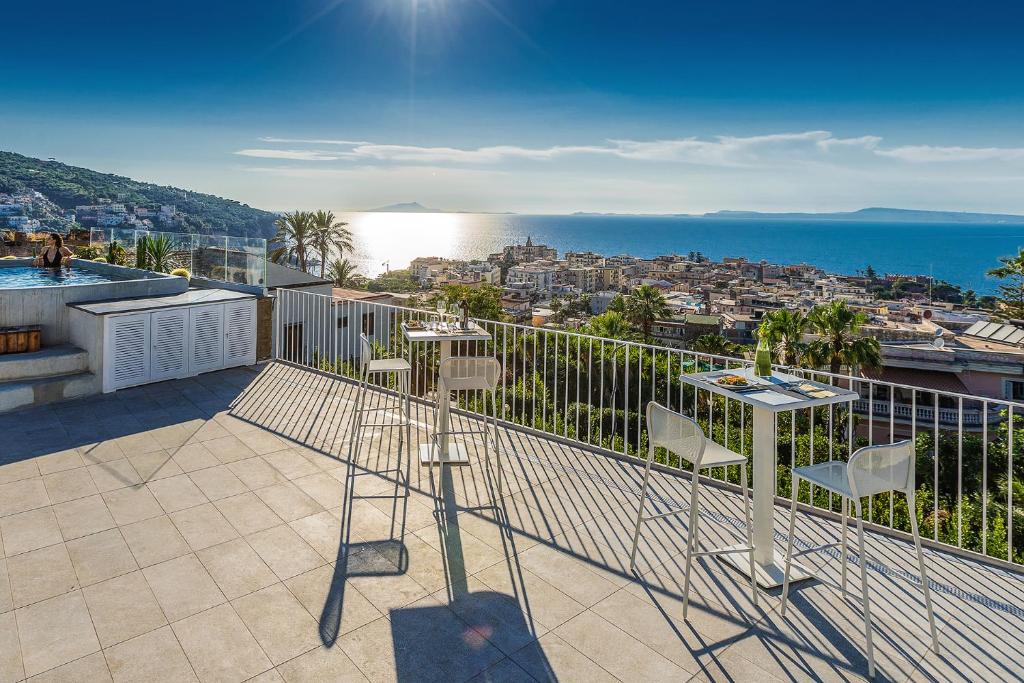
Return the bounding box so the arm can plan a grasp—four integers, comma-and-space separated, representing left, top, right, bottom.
0, 362, 1021, 682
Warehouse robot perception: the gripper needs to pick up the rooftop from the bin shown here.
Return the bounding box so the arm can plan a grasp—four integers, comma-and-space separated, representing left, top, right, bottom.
0, 363, 1019, 681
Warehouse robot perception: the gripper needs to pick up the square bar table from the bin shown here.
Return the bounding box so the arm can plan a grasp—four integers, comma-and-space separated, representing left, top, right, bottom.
401, 320, 492, 465
678, 366, 859, 587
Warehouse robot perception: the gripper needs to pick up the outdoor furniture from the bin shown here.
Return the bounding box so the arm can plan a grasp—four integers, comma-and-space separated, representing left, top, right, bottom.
678, 366, 859, 587
781, 440, 941, 678
630, 401, 758, 617
430, 355, 503, 494
401, 321, 492, 464
351, 332, 411, 461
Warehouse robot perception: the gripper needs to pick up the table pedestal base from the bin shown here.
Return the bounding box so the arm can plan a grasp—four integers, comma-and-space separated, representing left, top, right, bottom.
419, 443, 471, 466
716, 545, 815, 589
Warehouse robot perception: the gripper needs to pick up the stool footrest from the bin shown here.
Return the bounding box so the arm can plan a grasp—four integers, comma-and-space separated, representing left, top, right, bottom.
692, 546, 754, 558
640, 508, 687, 522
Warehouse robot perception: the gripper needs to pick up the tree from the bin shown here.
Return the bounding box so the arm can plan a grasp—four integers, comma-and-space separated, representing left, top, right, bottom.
585, 311, 633, 340
441, 284, 504, 320
625, 285, 672, 338
689, 334, 742, 357
805, 300, 881, 374
758, 309, 808, 366
270, 211, 314, 272
309, 210, 354, 278
864, 264, 877, 280
988, 248, 1024, 320
327, 258, 364, 288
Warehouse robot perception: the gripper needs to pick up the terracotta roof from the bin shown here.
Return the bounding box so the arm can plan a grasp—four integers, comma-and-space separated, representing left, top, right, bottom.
332, 288, 391, 301
861, 367, 968, 394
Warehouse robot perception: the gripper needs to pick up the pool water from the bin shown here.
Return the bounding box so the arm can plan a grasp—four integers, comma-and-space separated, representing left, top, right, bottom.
0, 266, 128, 288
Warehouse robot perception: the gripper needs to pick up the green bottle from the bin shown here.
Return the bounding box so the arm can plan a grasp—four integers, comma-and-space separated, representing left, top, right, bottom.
754, 332, 772, 377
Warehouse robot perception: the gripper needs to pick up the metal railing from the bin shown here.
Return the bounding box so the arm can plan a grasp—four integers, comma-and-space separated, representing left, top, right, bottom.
274, 288, 1024, 568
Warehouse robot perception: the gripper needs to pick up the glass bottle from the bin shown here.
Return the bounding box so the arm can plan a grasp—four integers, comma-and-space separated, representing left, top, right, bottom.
754, 333, 772, 377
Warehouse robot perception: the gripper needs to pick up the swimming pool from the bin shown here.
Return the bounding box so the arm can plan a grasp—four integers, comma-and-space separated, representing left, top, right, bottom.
0, 266, 129, 288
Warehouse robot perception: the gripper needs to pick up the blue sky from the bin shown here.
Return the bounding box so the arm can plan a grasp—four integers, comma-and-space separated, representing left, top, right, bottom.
3, 0, 1024, 214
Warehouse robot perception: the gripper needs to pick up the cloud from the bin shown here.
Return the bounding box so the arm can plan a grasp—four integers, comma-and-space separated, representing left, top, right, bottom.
234, 149, 344, 161
875, 145, 1024, 163
258, 136, 371, 146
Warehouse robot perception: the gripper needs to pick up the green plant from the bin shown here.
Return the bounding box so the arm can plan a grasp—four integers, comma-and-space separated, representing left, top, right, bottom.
135, 235, 150, 269
805, 300, 881, 374
106, 240, 127, 266
145, 233, 175, 273
92, 256, 107, 263
74, 245, 102, 260
170, 267, 190, 279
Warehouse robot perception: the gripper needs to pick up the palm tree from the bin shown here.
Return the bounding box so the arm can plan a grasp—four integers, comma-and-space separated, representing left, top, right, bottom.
689, 334, 742, 358
309, 210, 354, 278
625, 285, 672, 338
145, 233, 176, 273
586, 311, 633, 340
270, 211, 315, 272
326, 258, 363, 288
758, 308, 808, 367
805, 300, 881, 374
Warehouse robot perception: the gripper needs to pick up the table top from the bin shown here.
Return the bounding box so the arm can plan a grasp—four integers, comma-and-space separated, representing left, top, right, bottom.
401, 320, 492, 343
678, 366, 859, 412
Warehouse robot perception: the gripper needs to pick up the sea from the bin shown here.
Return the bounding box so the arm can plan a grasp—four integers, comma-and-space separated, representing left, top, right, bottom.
338, 212, 1024, 294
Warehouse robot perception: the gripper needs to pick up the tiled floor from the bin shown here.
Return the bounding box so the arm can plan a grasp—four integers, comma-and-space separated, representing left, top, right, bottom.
0, 362, 1021, 682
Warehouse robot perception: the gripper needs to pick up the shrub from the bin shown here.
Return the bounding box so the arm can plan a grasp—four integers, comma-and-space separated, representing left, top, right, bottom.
75, 245, 103, 260
92, 256, 107, 263
170, 267, 190, 279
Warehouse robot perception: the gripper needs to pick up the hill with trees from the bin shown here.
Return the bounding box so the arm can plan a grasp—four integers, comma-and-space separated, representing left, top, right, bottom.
0, 150, 276, 239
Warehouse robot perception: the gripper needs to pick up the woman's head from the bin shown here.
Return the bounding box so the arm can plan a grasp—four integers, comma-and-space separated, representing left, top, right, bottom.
48, 233, 63, 249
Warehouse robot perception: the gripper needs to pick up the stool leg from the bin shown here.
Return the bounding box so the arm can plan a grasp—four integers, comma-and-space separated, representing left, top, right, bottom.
841, 496, 849, 595
780, 476, 800, 616
491, 388, 502, 499
681, 468, 703, 619
629, 444, 657, 572
907, 490, 940, 654
740, 463, 758, 606
854, 499, 876, 679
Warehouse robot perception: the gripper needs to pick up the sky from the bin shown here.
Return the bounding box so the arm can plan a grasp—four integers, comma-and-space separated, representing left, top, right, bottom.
2, 0, 1024, 215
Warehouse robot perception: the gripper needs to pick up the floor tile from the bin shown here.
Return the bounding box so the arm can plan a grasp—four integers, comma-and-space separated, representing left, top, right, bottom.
284, 565, 382, 640
170, 443, 221, 473
147, 474, 209, 513
82, 571, 167, 648
0, 479, 49, 517
196, 538, 278, 600
0, 508, 62, 556
509, 631, 616, 683
292, 472, 345, 509
87, 459, 142, 493
52, 494, 116, 541
236, 430, 290, 456
125, 450, 183, 481
33, 449, 85, 476
121, 516, 191, 567
262, 450, 320, 480
247, 525, 326, 581
553, 610, 689, 681
0, 611, 23, 683
215, 492, 283, 536
186, 421, 231, 444
8, 544, 79, 608
66, 528, 138, 586
188, 465, 248, 501
0, 460, 40, 486
142, 554, 226, 622
15, 591, 100, 677
78, 441, 125, 465
103, 626, 197, 683
275, 644, 368, 682
254, 482, 324, 522
0, 561, 11, 613
102, 486, 164, 526
203, 435, 258, 464
172, 604, 272, 683
27, 651, 111, 682
42, 467, 98, 504
231, 583, 319, 665
288, 511, 344, 563
227, 457, 289, 490
170, 503, 239, 551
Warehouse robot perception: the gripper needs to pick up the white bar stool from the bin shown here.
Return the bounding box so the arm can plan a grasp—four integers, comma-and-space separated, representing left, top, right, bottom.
630, 402, 758, 618
351, 333, 412, 461
431, 356, 503, 496
781, 440, 940, 678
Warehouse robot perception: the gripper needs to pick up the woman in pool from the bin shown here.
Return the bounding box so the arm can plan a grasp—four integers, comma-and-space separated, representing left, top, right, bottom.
33, 233, 73, 270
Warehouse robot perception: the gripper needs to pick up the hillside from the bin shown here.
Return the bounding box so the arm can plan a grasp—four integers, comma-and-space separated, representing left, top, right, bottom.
0, 151, 277, 239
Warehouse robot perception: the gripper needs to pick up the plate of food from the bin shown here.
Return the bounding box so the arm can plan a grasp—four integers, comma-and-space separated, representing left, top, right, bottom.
711, 374, 751, 388
404, 320, 426, 330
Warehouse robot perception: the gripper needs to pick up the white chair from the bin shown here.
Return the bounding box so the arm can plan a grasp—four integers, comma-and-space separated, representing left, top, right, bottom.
781, 440, 940, 678
630, 402, 758, 618
431, 356, 503, 496
351, 333, 412, 460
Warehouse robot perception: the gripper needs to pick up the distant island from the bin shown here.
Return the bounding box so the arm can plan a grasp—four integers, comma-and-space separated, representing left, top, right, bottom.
365, 201, 443, 213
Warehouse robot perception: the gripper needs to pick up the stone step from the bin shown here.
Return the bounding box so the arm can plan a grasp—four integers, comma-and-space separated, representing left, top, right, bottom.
0, 345, 89, 382
0, 371, 98, 414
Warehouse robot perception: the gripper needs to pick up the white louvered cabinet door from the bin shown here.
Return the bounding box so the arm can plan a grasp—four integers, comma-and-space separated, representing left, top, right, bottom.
188, 304, 224, 374
103, 313, 151, 392
223, 300, 257, 368
150, 308, 189, 381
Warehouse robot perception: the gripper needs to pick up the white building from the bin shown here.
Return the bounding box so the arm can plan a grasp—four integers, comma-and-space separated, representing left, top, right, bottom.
507, 263, 557, 293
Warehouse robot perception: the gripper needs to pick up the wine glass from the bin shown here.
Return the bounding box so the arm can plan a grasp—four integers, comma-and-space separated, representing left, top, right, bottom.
434, 297, 446, 329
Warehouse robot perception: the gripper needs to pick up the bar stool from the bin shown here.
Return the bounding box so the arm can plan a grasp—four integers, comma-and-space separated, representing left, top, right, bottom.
431, 355, 503, 495
630, 402, 758, 617
351, 333, 412, 461
781, 440, 940, 678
